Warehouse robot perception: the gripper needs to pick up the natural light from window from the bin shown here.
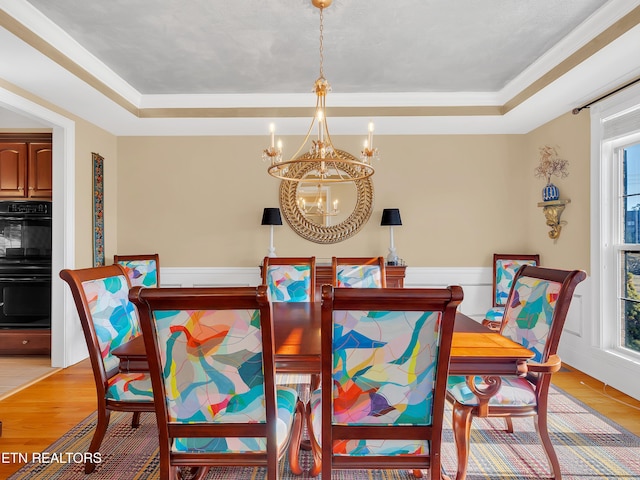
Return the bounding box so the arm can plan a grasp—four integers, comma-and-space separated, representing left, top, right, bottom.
621, 143, 640, 354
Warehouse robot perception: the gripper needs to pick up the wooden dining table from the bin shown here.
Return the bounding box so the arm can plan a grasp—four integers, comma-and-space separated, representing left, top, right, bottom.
114, 302, 534, 380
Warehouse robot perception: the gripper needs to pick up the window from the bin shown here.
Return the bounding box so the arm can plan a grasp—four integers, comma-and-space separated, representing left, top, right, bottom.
594, 83, 640, 362
620, 144, 640, 354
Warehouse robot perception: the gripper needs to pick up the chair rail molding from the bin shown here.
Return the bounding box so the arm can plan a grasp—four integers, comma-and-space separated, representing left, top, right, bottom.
162, 266, 494, 321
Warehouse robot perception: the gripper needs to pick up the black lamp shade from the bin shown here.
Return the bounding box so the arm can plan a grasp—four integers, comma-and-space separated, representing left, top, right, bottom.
261, 208, 282, 226
381, 208, 402, 226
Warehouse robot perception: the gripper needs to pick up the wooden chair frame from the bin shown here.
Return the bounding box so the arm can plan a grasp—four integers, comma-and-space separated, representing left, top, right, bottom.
449, 266, 586, 480
331, 256, 387, 288
60, 265, 154, 473
315, 284, 463, 479
130, 284, 303, 480
261, 256, 317, 302
114, 253, 161, 287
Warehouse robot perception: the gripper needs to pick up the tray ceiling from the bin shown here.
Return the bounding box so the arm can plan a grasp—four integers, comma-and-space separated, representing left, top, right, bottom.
1, 0, 640, 135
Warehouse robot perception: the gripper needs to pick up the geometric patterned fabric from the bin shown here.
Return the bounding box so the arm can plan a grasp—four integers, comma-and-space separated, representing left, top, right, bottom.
116, 259, 159, 288
494, 259, 539, 306
265, 265, 312, 302
81, 274, 143, 373
485, 306, 505, 322
149, 308, 298, 453
336, 265, 383, 288
106, 372, 153, 403
500, 276, 562, 363
310, 309, 444, 456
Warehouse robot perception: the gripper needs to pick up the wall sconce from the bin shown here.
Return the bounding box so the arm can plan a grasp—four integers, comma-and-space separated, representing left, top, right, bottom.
538, 199, 570, 239
381, 208, 402, 265
261, 208, 282, 257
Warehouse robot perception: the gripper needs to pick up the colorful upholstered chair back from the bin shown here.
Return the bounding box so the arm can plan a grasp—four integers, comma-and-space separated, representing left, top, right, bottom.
333, 256, 386, 288
59, 265, 154, 473
493, 254, 540, 307
130, 285, 301, 478
261, 256, 316, 302
501, 268, 563, 363
313, 285, 462, 479
485, 254, 539, 326
81, 272, 141, 373
114, 253, 160, 288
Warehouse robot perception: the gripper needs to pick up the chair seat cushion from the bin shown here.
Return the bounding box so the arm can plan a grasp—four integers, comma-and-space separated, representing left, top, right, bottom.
485, 307, 505, 322
171, 386, 298, 454
447, 375, 536, 407
106, 372, 153, 402
308, 389, 429, 456
276, 373, 312, 403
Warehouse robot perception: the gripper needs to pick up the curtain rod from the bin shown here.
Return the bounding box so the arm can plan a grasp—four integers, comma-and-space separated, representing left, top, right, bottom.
572, 76, 640, 114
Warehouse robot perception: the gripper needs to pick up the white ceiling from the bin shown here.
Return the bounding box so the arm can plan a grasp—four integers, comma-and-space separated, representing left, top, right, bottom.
1, 0, 640, 136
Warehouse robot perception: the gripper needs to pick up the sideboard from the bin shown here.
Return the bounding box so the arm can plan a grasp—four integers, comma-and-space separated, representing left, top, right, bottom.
315, 264, 406, 296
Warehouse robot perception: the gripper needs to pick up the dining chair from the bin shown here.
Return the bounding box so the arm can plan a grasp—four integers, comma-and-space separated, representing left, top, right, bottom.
59, 265, 154, 473
447, 265, 586, 480
484, 253, 540, 329
331, 256, 387, 288
305, 284, 463, 479
260, 256, 316, 471
261, 256, 316, 302
129, 284, 303, 480
114, 253, 160, 288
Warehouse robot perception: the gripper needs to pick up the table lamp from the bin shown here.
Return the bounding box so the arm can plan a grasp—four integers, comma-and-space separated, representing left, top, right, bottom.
261, 208, 282, 257
381, 208, 402, 265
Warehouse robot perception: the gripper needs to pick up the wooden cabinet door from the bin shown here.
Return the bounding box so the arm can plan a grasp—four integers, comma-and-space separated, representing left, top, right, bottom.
0, 143, 27, 198
28, 143, 52, 199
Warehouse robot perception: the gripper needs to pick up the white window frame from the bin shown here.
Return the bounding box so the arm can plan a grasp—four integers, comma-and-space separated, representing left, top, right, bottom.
591, 81, 640, 365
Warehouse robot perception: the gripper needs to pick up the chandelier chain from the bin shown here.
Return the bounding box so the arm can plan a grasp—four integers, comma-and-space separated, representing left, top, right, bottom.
319, 7, 324, 79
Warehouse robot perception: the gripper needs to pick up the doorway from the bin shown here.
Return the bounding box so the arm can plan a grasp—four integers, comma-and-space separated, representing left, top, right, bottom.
1, 87, 78, 368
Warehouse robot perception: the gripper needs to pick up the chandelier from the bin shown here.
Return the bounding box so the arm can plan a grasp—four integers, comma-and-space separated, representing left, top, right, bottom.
262, 0, 379, 183
298, 183, 340, 217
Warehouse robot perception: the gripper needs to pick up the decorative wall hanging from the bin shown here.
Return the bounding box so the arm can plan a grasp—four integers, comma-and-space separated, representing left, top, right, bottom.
534, 145, 569, 201
92, 152, 104, 266
534, 146, 570, 240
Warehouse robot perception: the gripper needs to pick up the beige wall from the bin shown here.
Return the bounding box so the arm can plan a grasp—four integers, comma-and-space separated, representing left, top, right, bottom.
74, 118, 118, 268
116, 132, 574, 268
524, 111, 591, 273
1, 89, 592, 272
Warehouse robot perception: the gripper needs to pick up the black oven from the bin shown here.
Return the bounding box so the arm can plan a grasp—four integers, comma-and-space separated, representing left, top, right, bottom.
0, 201, 52, 329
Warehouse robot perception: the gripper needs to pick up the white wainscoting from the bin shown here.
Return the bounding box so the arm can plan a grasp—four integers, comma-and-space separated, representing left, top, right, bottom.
161, 266, 494, 322
161, 267, 261, 288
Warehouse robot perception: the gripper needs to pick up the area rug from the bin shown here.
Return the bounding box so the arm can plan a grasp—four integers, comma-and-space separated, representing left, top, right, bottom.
8, 386, 640, 479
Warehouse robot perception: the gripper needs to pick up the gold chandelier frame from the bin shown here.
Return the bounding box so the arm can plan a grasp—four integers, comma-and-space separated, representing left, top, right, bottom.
263, 0, 377, 183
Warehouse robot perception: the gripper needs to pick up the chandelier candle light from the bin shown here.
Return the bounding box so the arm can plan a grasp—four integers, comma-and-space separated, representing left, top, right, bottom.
298, 184, 339, 217
262, 0, 379, 183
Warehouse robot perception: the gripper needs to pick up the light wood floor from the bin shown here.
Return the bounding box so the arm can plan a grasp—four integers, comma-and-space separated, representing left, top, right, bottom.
0, 360, 638, 478
0, 356, 59, 399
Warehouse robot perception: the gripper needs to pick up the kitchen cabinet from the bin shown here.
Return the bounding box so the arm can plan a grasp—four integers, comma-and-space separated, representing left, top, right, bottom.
28, 143, 53, 198
0, 329, 51, 355
0, 142, 27, 198
0, 134, 52, 199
